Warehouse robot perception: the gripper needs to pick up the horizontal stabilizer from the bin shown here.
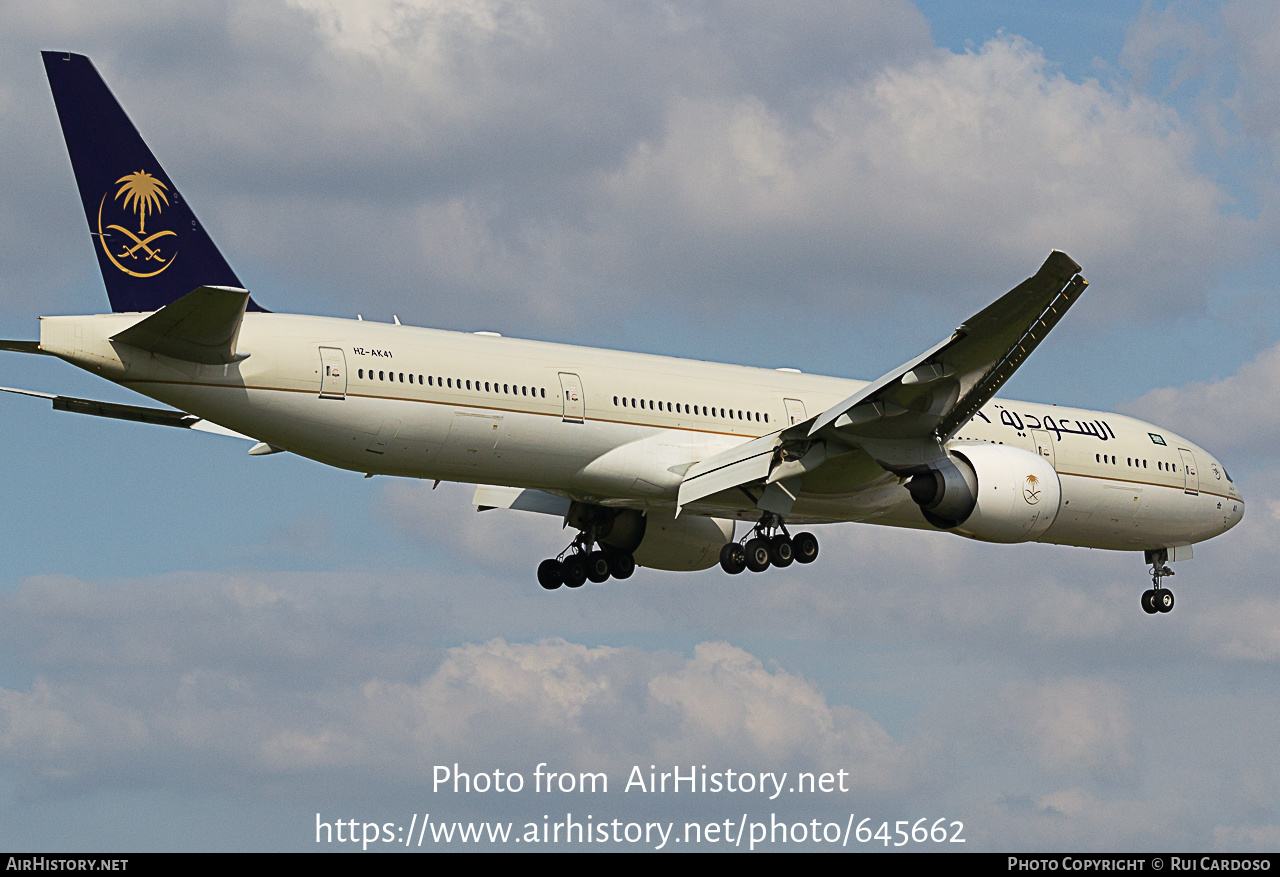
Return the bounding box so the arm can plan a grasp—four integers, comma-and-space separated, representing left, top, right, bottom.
0, 384, 252, 439
0, 340, 48, 355
111, 285, 250, 364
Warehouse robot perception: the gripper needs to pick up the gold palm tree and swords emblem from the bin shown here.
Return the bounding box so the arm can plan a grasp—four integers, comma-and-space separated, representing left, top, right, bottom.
1023, 474, 1042, 505
96, 170, 178, 277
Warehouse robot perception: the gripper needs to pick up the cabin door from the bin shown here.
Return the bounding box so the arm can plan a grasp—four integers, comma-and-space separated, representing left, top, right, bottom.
319, 347, 347, 399
558, 373, 585, 423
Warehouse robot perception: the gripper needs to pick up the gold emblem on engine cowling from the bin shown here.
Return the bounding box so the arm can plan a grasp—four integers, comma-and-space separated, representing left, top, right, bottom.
1023, 473, 1041, 504
97, 170, 177, 277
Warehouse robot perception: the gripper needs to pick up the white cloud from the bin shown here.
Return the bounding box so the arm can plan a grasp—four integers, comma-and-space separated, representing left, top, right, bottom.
0, 572, 923, 798
989, 787, 1194, 851
1126, 341, 1280, 463
1213, 823, 1280, 852
0, 3, 1246, 334
379, 479, 566, 575
1192, 598, 1280, 661
1001, 678, 1134, 777
591, 36, 1245, 319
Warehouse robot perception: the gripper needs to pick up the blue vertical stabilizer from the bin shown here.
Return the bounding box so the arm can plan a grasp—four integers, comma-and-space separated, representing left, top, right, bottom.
42, 51, 265, 313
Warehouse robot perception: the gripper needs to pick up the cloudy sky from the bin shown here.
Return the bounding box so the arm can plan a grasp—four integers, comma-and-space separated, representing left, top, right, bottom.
1, 0, 1279, 852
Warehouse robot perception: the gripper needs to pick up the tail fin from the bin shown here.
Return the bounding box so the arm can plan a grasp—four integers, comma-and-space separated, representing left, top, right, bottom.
42, 51, 265, 313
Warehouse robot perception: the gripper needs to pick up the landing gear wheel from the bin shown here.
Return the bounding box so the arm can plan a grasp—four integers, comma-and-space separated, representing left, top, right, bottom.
608, 551, 635, 580
537, 559, 563, 590
562, 554, 587, 589
768, 535, 794, 568
792, 532, 819, 564
1144, 553, 1177, 615
586, 550, 611, 584
719, 542, 747, 575
745, 538, 771, 573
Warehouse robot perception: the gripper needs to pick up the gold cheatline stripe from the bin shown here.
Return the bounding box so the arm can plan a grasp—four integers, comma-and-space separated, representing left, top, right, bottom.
122, 380, 1243, 502
121, 378, 767, 439
1057, 469, 1238, 502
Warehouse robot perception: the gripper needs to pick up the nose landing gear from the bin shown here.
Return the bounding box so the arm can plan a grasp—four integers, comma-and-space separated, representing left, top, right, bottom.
720, 514, 819, 575
1141, 549, 1176, 614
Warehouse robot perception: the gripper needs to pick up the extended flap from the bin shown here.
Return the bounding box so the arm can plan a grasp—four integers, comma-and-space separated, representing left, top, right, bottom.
676, 431, 780, 510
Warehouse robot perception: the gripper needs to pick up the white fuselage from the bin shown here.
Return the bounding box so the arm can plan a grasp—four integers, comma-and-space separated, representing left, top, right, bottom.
38, 311, 1245, 552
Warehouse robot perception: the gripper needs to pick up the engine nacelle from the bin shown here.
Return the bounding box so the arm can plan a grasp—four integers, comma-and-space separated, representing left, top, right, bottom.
600, 509, 734, 571
907, 444, 1061, 543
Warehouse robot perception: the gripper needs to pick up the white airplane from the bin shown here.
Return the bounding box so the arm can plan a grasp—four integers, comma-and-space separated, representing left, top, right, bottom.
1, 52, 1244, 613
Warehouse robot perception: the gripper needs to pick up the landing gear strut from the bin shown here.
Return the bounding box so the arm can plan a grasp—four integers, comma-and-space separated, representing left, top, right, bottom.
1141, 548, 1176, 614
537, 513, 636, 591
720, 514, 819, 575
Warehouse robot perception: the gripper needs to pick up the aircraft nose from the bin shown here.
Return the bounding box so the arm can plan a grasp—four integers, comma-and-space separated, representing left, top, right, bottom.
1224, 492, 1245, 532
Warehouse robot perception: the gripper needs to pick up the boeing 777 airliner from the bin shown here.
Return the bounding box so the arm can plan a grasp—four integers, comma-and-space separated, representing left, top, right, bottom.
0, 53, 1244, 613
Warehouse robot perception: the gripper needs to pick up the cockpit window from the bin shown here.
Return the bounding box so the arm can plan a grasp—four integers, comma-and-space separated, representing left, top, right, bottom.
1224, 467, 1233, 483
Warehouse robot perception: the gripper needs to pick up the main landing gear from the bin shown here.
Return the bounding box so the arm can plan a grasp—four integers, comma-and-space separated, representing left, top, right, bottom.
537, 532, 635, 590
719, 514, 819, 575
1141, 548, 1175, 615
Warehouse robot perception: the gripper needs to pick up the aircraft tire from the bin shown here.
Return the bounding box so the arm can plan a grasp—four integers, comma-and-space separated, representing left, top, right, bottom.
586, 550, 611, 583
608, 551, 636, 580
537, 559, 563, 590
793, 532, 819, 564
1157, 589, 1175, 613
719, 543, 747, 575
562, 555, 588, 589
745, 538, 771, 573
1141, 589, 1159, 614
768, 535, 794, 568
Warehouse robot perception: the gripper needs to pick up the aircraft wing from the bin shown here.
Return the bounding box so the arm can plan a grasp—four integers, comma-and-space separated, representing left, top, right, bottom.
677, 251, 1088, 514
0, 385, 255, 441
